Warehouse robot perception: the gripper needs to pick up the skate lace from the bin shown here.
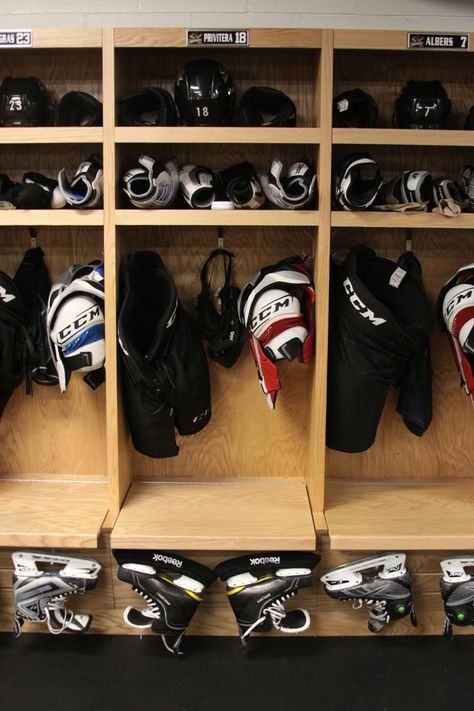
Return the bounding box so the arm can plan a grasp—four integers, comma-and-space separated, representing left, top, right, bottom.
242, 592, 296, 640
353, 598, 388, 624
44, 594, 75, 635
133, 586, 161, 619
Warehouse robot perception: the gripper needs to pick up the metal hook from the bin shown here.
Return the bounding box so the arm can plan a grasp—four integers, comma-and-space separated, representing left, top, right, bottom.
217, 226, 224, 251
28, 227, 38, 248
405, 229, 412, 253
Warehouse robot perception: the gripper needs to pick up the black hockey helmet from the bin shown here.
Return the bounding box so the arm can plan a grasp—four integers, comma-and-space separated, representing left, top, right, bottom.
333, 152, 383, 210
174, 59, 234, 126
394, 80, 451, 129
333, 88, 378, 128
56, 91, 102, 126
118, 87, 178, 126
0, 77, 52, 127
238, 86, 296, 127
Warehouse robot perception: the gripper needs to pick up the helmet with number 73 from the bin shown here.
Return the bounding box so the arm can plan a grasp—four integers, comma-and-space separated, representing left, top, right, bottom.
174, 59, 235, 126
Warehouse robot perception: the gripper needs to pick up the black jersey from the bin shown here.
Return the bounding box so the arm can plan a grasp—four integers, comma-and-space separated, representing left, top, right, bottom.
118, 250, 211, 458
326, 245, 432, 453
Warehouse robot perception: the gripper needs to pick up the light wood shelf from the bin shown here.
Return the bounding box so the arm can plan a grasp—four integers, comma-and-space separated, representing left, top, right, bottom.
325, 481, 474, 550
115, 209, 318, 227
333, 128, 474, 146
115, 127, 320, 144
0, 480, 108, 547
29, 28, 103, 49
0, 211, 104, 226
111, 478, 316, 550
0, 127, 103, 144
331, 211, 474, 229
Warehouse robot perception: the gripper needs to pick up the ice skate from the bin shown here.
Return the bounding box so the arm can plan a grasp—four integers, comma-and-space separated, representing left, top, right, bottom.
440, 557, 474, 639
215, 552, 320, 648
113, 549, 216, 655
12, 551, 101, 636
321, 553, 416, 632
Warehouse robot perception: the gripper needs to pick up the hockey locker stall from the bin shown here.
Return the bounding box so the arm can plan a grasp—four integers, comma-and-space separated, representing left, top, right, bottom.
0, 27, 474, 639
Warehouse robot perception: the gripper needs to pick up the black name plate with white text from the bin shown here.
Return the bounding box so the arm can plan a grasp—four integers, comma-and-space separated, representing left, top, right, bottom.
187, 30, 249, 46
408, 33, 469, 50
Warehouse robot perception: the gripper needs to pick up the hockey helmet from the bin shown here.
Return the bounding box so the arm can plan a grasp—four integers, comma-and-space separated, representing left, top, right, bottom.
237, 256, 315, 409
394, 80, 451, 129
174, 59, 234, 126
56, 91, 102, 127
47, 259, 105, 393
0, 77, 52, 127
437, 263, 474, 403
333, 152, 383, 210
383, 170, 434, 207
333, 88, 378, 128
117, 87, 177, 126
238, 86, 296, 127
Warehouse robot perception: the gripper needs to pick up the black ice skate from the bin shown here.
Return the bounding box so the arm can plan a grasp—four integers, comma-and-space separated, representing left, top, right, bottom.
215, 551, 320, 648
113, 549, 217, 655
320, 553, 417, 633
440, 557, 474, 639
12, 551, 101, 636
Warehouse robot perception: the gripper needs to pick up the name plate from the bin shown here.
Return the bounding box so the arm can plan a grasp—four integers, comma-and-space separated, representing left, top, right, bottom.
408, 33, 469, 50
187, 30, 249, 46
0, 30, 32, 48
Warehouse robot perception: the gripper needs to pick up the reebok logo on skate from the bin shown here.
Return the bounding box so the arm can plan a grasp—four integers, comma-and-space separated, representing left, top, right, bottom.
250, 556, 280, 566
343, 278, 387, 326
153, 553, 183, 568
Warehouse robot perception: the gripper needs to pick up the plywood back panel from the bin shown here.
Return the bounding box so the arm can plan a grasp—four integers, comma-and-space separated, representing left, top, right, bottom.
115, 48, 319, 127
327, 228, 474, 480
0, 227, 106, 479
333, 49, 474, 129
116, 225, 316, 479
0, 49, 103, 106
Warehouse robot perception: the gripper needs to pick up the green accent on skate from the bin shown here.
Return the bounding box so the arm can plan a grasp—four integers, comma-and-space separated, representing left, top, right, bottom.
456, 612, 466, 621
397, 605, 406, 614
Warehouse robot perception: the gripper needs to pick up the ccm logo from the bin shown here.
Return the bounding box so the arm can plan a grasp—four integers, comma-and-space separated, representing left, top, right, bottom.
250, 296, 292, 329
343, 278, 386, 326
446, 288, 473, 316
57, 305, 101, 343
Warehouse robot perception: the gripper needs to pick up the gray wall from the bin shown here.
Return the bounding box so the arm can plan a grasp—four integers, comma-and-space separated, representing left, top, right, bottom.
3, 0, 474, 31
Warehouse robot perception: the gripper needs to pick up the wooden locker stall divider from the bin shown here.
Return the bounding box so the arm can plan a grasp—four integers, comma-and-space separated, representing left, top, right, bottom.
0, 28, 108, 554
1, 26, 474, 637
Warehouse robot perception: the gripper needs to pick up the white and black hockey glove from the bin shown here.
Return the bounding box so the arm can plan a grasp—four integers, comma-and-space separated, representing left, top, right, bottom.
219, 162, 264, 209
57, 155, 103, 209
179, 164, 216, 208
122, 155, 179, 209
259, 158, 316, 209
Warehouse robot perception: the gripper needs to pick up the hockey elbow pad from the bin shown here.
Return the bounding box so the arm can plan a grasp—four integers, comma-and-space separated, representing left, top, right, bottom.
57, 155, 103, 209
113, 549, 217, 655
215, 552, 320, 647
122, 155, 179, 209
179, 164, 215, 208
259, 158, 317, 209
219, 162, 264, 209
